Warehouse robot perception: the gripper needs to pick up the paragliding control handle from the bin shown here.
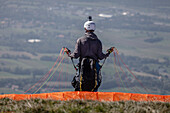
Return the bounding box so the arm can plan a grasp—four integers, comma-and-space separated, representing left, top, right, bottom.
63, 47, 71, 56
63, 47, 78, 71
107, 47, 115, 54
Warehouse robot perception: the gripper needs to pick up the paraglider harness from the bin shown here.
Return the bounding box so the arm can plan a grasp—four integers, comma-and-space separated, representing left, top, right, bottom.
63, 47, 114, 92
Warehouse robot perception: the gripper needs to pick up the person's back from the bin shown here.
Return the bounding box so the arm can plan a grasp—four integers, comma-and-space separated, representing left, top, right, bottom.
70, 32, 108, 61
67, 16, 114, 92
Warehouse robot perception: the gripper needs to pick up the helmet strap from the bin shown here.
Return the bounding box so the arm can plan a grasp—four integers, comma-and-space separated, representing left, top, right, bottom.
85, 28, 94, 32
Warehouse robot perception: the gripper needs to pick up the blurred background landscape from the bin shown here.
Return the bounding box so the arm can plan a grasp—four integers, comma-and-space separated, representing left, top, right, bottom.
0, 0, 170, 94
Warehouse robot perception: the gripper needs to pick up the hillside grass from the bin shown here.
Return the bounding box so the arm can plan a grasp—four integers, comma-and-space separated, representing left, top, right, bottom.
0, 98, 170, 113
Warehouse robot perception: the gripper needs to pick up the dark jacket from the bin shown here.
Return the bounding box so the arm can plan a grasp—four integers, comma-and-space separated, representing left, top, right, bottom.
70, 32, 108, 61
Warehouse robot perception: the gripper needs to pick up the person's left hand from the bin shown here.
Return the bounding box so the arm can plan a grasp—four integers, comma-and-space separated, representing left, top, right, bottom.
107, 47, 115, 54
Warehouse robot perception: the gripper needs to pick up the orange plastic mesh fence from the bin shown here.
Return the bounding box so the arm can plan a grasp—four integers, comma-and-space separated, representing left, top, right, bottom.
14, 94, 31, 101
147, 94, 165, 102
31, 93, 48, 99
98, 92, 114, 101
48, 92, 64, 101
0, 92, 169, 102
164, 95, 170, 102
114, 92, 132, 101
131, 93, 148, 101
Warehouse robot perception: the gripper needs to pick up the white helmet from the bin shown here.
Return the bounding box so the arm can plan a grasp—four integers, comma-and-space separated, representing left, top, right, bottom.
84, 16, 96, 31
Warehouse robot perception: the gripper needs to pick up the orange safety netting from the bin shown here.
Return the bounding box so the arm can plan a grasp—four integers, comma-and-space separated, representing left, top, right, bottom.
0, 92, 169, 102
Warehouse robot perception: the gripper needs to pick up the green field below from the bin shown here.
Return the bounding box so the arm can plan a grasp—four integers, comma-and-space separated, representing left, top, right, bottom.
0, 72, 31, 79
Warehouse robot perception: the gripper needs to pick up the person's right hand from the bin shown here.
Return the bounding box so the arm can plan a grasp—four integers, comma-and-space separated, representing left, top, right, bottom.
63, 47, 71, 56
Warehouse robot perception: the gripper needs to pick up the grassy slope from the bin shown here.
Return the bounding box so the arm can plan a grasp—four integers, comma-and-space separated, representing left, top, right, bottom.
0, 98, 170, 113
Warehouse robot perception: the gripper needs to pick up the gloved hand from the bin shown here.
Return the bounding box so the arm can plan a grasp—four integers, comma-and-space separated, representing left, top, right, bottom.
107, 47, 115, 54
63, 47, 71, 56
106, 47, 115, 57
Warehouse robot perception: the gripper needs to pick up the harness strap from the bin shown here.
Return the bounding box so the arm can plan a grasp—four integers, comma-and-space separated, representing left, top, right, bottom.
100, 58, 106, 70
91, 60, 98, 91
80, 74, 83, 91
79, 58, 98, 92
71, 58, 78, 71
